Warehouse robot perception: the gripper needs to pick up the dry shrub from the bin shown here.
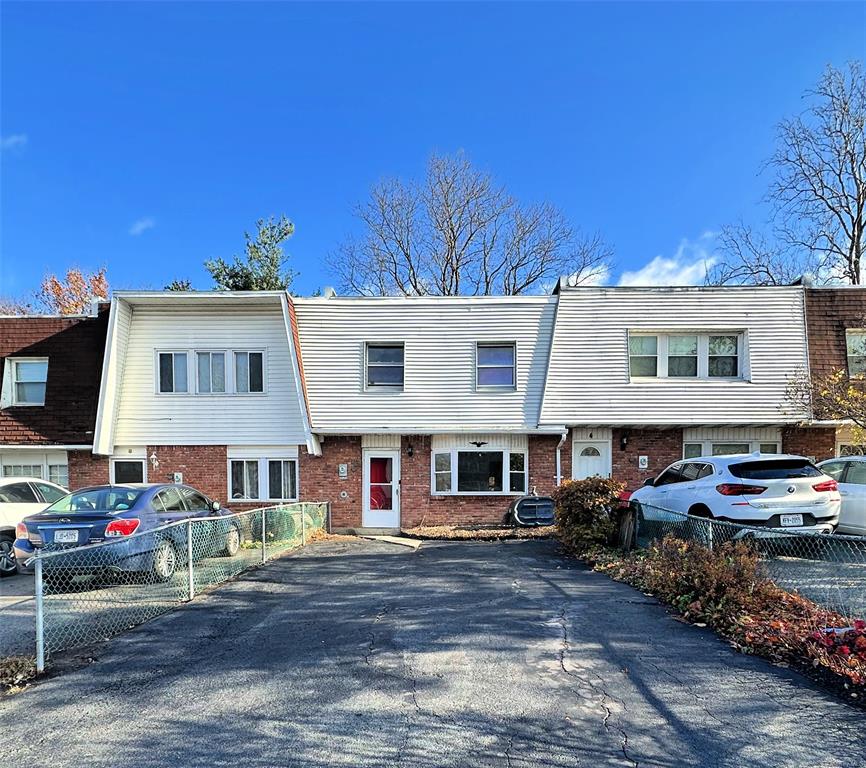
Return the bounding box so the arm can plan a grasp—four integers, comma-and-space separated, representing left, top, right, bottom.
594, 535, 866, 693
553, 477, 625, 555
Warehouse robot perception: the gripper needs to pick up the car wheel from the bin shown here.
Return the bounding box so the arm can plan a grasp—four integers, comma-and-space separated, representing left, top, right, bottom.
222, 525, 241, 557
151, 539, 178, 582
0, 535, 17, 578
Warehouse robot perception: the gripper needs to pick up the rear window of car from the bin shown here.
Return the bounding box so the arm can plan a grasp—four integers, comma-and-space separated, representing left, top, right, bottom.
729, 459, 823, 480
45, 488, 145, 513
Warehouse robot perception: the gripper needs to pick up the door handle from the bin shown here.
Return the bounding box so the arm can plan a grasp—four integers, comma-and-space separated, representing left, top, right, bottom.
840, 491, 850, 496
687, 485, 696, 490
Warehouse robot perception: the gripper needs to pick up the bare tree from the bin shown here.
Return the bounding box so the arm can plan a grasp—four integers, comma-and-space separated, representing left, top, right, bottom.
706, 223, 815, 285
709, 62, 865, 285
329, 153, 613, 296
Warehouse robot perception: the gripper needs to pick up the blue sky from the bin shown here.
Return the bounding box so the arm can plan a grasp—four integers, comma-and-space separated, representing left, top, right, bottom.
1, 1, 864, 298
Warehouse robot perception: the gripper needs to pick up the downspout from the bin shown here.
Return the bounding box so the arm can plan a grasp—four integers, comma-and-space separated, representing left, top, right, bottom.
555, 429, 568, 487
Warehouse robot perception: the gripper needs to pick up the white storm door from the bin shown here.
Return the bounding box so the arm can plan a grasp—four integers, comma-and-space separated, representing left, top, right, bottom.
362, 450, 400, 528
573, 442, 611, 480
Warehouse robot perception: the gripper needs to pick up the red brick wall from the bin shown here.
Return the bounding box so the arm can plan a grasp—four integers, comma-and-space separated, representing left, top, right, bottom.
68, 450, 109, 488
781, 427, 836, 462
528, 434, 562, 496
399, 436, 515, 527
0, 311, 108, 445
298, 436, 363, 529
145, 445, 229, 503
298, 434, 560, 530
806, 288, 866, 379
611, 428, 683, 490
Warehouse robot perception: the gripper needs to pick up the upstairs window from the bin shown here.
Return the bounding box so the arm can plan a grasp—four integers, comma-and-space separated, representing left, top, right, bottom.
667, 335, 698, 377
197, 352, 226, 394
629, 333, 744, 380
476, 343, 516, 389
708, 335, 739, 378
158, 352, 188, 393
235, 351, 264, 393
846, 331, 866, 377
366, 343, 404, 388
10, 358, 48, 405
628, 336, 658, 377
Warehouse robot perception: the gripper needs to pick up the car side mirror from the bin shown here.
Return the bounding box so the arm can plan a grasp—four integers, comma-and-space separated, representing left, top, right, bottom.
211, 500, 221, 512
643, 478, 655, 487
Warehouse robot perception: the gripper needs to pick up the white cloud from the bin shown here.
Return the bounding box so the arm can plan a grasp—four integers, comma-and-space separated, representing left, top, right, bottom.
1, 134, 28, 150
129, 217, 155, 236
618, 235, 717, 287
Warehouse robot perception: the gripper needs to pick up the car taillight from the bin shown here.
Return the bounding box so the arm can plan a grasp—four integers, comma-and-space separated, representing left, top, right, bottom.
15, 522, 27, 539
716, 483, 768, 496
812, 479, 838, 492
105, 518, 141, 537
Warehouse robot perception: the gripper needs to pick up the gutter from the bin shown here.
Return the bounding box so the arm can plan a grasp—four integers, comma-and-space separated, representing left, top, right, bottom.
311, 426, 569, 436
555, 429, 568, 486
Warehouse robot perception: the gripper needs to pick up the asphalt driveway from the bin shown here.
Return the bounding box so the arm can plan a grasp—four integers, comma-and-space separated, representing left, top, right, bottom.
2, 538, 864, 767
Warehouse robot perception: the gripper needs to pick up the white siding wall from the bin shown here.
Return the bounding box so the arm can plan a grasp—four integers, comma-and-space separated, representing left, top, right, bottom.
431, 433, 529, 451
540, 287, 808, 426
113, 305, 308, 446
361, 434, 402, 449
295, 297, 557, 432
94, 300, 132, 454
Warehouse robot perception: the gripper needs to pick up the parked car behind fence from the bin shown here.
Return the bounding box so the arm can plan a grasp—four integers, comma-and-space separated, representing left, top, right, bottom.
25, 501, 328, 671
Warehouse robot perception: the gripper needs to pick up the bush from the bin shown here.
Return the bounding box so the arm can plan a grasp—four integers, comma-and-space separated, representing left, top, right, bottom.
553, 477, 625, 555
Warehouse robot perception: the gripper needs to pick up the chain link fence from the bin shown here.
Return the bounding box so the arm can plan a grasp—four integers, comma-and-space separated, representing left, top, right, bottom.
633, 502, 866, 620
28, 502, 328, 670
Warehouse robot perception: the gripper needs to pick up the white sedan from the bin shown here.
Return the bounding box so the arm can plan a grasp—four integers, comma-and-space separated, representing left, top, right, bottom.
817, 457, 866, 536
0, 477, 68, 576
630, 453, 841, 534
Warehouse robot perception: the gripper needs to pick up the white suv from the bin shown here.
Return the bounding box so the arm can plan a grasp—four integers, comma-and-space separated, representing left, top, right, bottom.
630, 453, 841, 534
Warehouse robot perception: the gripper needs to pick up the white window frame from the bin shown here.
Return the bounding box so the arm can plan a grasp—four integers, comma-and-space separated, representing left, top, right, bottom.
265, 458, 299, 502
195, 350, 227, 395
156, 349, 267, 396
110, 458, 148, 484
0, 450, 68, 486
683, 440, 779, 459
227, 457, 299, 502
475, 342, 517, 391
155, 350, 190, 394
430, 449, 527, 496
846, 330, 866, 378
364, 342, 405, 391
628, 332, 746, 381
233, 350, 267, 395
7, 357, 49, 406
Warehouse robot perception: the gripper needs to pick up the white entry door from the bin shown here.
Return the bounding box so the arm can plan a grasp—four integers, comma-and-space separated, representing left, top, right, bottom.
362, 450, 400, 528
573, 441, 611, 480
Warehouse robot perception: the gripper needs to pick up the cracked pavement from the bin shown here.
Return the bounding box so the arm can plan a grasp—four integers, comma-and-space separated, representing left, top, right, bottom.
2, 538, 864, 767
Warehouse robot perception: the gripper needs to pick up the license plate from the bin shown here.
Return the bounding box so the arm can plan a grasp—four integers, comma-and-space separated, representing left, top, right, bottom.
780, 514, 804, 527
54, 529, 79, 544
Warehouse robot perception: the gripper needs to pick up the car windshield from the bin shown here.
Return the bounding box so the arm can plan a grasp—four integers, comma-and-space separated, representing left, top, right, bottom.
45, 488, 145, 514
729, 459, 823, 480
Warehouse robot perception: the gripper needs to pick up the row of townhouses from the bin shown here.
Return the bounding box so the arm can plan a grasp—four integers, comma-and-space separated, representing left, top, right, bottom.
1, 283, 863, 530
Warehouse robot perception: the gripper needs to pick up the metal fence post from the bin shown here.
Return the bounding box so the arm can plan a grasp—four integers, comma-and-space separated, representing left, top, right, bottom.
186, 520, 195, 600
301, 504, 307, 546
261, 507, 267, 563
35, 556, 45, 673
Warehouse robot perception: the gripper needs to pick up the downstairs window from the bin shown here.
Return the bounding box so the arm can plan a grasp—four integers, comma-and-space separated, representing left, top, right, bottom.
432, 449, 527, 495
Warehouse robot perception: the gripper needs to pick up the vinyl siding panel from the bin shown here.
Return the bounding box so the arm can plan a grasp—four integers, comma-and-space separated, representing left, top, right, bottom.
295, 297, 557, 432
540, 287, 808, 426
113, 305, 307, 446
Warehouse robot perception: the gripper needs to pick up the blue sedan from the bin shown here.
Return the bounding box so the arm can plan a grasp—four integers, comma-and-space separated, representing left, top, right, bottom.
14, 484, 242, 582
